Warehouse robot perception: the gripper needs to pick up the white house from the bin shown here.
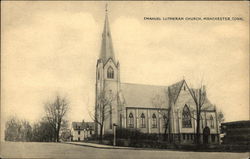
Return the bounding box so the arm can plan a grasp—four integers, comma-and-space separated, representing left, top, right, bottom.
71, 121, 95, 141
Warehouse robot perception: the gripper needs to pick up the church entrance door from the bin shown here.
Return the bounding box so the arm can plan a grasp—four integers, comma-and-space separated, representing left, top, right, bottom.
203, 126, 210, 144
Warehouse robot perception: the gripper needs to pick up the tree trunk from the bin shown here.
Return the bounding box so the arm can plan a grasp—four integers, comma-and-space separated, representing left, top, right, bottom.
196, 113, 200, 145
164, 124, 167, 141
100, 124, 103, 144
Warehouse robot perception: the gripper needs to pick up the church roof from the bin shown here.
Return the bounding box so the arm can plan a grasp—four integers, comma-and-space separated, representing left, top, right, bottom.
119, 83, 170, 109
72, 122, 95, 130
99, 12, 116, 64
119, 80, 214, 110
168, 80, 185, 103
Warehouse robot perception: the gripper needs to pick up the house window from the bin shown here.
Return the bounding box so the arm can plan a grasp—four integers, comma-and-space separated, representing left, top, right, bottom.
183, 134, 185, 140
152, 113, 157, 128
140, 113, 146, 128
182, 105, 192, 128
107, 67, 114, 79
187, 134, 189, 140
90, 130, 92, 135
184, 86, 186, 91
210, 115, 214, 128
78, 130, 80, 135
128, 113, 134, 128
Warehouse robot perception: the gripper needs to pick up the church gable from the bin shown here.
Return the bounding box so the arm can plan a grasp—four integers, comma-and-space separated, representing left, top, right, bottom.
173, 81, 196, 110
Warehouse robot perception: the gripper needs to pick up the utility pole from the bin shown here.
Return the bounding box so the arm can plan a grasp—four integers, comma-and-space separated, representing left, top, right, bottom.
113, 123, 117, 146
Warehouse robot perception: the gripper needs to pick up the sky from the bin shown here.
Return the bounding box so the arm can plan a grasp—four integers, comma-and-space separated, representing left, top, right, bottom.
1, 1, 249, 140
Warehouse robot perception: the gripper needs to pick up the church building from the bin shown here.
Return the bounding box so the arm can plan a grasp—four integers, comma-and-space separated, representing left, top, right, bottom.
95, 8, 220, 144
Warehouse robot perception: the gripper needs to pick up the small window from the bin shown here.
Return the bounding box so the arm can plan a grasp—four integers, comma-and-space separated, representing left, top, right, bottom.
140, 113, 146, 128
184, 86, 186, 91
183, 134, 185, 140
78, 130, 80, 135
187, 134, 189, 140
97, 71, 100, 80
152, 113, 157, 128
128, 113, 134, 128
107, 67, 114, 79
78, 137, 80, 141
90, 130, 92, 135
210, 115, 214, 128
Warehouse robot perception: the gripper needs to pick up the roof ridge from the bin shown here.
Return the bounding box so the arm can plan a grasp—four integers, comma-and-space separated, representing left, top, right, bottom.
121, 82, 168, 88
121, 80, 186, 88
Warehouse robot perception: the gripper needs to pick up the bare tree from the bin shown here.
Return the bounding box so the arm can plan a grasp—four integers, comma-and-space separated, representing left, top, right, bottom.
44, 95, 69, 142
189, 86, 207, 145
151, 94, 171, 142
89, 90, 114, 143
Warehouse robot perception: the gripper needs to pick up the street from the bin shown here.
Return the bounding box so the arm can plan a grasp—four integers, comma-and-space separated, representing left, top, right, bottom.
1, 142, 249, 159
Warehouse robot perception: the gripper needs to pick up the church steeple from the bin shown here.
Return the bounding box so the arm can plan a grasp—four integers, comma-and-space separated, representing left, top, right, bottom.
99, 4, 116, 64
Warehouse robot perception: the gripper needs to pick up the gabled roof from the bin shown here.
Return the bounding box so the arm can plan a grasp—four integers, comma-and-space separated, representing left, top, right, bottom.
119, 83, 169, 109
118, 80, 215, 110
72, 122, 95, 130
168, 80, 185, 103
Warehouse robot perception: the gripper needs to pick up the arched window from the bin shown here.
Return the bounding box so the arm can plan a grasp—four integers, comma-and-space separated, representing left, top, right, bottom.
128, 113, 134, 128
210, 115, 214, 128
97, 71, 100, 80
163, 114, 168, 128
152, 113, 157, 128
140, 113, 146, 128
107, 67, 114, 79
182, 105, 192, 128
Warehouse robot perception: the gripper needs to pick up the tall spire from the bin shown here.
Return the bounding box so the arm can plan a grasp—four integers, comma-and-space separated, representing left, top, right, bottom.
99, 4, 116, 64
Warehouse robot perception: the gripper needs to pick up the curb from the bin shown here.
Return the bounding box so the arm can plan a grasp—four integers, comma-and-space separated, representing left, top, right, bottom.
64, 142, 183, 151
64, 142, 134, 150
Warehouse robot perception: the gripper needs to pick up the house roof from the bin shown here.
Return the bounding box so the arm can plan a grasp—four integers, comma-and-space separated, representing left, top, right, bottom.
72, 122, 95, 130
119, 83, 169, 108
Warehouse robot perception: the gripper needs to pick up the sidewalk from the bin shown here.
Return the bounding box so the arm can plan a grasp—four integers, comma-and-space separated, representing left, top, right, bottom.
66, 142, 132, 150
